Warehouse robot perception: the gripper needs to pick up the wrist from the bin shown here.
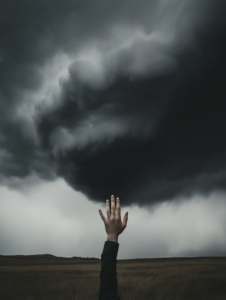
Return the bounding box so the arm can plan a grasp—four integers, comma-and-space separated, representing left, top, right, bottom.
107, 234, 118, 243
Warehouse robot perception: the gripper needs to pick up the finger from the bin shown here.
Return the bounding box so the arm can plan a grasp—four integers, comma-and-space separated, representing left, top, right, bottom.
106, 199, 110, 219
122, 212, 128, 228
111, 195, 115, 216
99, 210, 106, 223
116, 197, 121, 218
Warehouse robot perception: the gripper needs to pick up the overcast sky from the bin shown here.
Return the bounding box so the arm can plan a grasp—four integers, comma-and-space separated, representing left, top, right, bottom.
0, 0, 226, 258
1, 177, 226, 259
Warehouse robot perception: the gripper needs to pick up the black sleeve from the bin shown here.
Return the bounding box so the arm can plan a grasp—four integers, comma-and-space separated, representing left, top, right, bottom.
99, 241, 121, 300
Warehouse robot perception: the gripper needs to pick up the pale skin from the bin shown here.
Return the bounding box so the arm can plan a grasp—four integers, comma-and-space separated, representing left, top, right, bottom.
99, 195, 129, 243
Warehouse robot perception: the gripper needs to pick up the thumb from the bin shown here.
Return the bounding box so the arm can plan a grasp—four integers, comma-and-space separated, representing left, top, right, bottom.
99, 209, 106, 223
122, 212, 128, 228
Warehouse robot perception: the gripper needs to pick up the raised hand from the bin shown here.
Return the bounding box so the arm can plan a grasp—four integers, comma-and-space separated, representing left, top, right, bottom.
99, 195, 128, 243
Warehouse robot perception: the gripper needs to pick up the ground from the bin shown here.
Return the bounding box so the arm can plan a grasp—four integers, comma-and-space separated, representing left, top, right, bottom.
0, 255, 225, 300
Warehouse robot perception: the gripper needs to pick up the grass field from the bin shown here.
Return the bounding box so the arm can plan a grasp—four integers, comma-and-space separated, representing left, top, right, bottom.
0, 255, 225, 300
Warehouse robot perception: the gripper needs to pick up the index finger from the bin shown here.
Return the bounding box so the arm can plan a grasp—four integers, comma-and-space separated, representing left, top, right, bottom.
106, 199, 110, 219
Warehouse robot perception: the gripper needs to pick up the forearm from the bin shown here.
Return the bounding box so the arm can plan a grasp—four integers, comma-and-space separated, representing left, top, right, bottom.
99, 241, 120, 300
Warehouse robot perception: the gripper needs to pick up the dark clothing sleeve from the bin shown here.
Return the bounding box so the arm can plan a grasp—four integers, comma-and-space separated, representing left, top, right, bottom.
99, 241, 121, 300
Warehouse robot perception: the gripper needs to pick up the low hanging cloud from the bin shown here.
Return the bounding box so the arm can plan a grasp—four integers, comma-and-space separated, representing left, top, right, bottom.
0, 178, 226, 258
1, 0, 226, 205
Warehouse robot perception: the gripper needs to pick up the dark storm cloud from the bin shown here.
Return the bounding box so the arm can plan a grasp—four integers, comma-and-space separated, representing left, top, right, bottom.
1, 0, 226, 204
0, 0, 158, 184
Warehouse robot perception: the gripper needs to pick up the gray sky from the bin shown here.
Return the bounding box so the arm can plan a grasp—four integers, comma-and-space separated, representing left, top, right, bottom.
0, 177, 226, 258
0, 0, 226, 257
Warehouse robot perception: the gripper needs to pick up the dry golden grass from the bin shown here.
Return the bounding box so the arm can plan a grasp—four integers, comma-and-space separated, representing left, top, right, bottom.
0, 255, 225, 299
117, 257, 226, 300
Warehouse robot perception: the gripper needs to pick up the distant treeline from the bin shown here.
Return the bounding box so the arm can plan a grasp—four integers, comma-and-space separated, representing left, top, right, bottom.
71, 256, 100, 260
0, 254, 100, 262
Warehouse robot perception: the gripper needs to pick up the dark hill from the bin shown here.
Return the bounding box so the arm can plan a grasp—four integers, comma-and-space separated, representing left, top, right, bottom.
0, 254, 100, 266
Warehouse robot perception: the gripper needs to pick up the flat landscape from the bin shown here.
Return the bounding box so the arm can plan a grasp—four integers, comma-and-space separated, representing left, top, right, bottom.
0, 255, 225, 300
